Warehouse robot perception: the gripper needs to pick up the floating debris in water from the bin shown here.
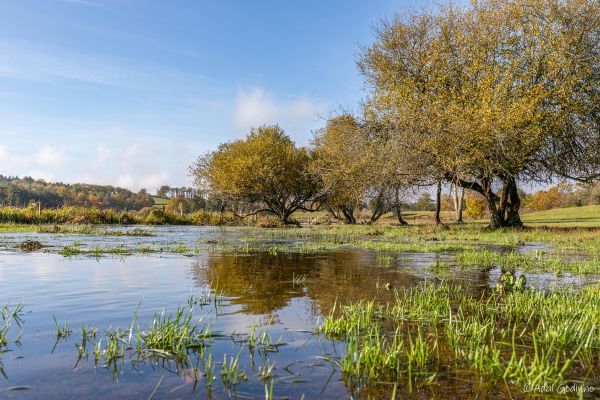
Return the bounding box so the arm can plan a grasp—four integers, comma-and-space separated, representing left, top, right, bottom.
17, 240, 43, 252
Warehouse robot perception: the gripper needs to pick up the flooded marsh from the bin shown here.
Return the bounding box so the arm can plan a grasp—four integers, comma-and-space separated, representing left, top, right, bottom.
0, 225, 599, 399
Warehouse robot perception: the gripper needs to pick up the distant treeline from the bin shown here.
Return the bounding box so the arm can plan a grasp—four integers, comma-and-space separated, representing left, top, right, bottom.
0, 176, 154, 210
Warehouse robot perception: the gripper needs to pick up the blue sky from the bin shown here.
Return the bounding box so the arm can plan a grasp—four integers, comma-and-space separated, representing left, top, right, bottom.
0, 0, 424, 193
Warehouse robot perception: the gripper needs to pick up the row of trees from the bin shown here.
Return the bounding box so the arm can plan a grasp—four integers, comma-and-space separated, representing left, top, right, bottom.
0, 175, 154, 210
155, 185, 207, 199
526, 182, 600, 211
192, 0, 600, 228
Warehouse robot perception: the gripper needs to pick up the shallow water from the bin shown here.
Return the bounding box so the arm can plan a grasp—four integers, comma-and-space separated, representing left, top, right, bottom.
0, 226, 596, 399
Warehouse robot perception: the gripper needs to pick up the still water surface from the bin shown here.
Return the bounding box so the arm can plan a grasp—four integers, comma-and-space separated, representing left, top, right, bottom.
0, 226, 594, 399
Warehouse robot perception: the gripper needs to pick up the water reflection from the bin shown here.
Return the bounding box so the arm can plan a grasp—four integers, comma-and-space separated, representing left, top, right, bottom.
194, 251, 424, 316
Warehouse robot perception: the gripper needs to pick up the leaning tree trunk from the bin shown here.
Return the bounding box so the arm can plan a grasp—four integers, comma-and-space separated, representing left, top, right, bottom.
370, 194, 386, 223
370, 206, 384, 223
434, 180, 442, 225
396, 205, 408, 225
394, 188, 408, 226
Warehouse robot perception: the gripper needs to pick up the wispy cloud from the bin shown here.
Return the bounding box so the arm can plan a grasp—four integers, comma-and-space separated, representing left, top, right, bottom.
0, 40, 209, 91
59, 0, 101, 7
0, 145, 66, 170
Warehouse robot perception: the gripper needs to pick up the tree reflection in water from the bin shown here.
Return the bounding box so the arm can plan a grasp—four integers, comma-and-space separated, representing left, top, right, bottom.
190, 251, 426, 316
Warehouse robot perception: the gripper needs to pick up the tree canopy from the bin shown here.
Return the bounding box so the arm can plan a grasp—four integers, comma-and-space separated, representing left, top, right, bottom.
191, 125, 319, 224
190, 0, 599, 228
359, 0, 600, 227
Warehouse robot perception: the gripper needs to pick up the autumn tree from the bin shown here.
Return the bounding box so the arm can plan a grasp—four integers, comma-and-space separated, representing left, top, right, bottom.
165, 196, 188, 215
190, 125, 319, 224
310, 114, 372, 224
359, 0, 600, 228
311, 114, 419, 224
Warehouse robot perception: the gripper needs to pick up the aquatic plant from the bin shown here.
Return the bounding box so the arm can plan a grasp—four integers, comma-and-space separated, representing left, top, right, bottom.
0, 304, 24, 349
17, 240, 43, 251
319, 281, 600, 395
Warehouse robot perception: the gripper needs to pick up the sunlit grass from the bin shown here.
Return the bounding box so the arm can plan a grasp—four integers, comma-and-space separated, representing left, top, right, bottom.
319, 281, 600, 394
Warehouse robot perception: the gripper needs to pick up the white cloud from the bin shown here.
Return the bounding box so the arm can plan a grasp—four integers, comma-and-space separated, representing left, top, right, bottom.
233, 88, 278, 128
96, 145, 111, 162
27, 169, 56, 182
0, 137, 195, 194
35, 146, 65, 167
232, 87, 329, 144
0, 145, 65, 172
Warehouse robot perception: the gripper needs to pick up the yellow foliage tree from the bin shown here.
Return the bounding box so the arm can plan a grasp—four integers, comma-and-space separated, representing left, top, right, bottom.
190, 125, 318, 224
358, 0, 600, 228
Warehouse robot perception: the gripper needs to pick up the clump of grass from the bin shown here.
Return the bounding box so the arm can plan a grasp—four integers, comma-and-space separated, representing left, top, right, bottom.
187, 289, 224, 310
456, 249, 600, 274
246, 323, 285, 356
319, 281, 600, 395
291, 273, 307, 287
429, 260, 451, 273
495, 271, 529, 293
0, 304, 24, 348
375, 253, 392, 266
143, 307, 214, 360
17, 239, 43, 251
53, 315, 72, 338
59, 245, 83, 256
220, 351, 247, 387
257, 361, 275, 380
171, 244, 188, 254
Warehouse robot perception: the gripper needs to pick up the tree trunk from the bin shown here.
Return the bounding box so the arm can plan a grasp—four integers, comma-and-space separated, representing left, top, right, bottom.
396, 205, 408, 225
393, 188, 408, 225
452, 175, 522, 229
453, 184, 464, 223
502, 176, 523, 227
370, 206, 383, 223
340, 206, 356, 224
370, 194, 386, 223
482, 178, 503, 229
434, 180, 442, 225
482, 177, 522, 228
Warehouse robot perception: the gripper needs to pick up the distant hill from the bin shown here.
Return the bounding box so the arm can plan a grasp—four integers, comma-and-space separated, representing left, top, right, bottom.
0, 175, 154, 211
521, 205, 600, 227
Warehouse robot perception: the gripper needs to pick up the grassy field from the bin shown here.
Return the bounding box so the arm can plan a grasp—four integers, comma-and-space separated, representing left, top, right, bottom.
294, 210, 457, 225
152, 196, 168, 208
296, 205, 600, 227
521, 205, 600, 227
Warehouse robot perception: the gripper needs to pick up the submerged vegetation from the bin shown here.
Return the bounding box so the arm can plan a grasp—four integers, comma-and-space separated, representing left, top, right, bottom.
320, 282, 600, 396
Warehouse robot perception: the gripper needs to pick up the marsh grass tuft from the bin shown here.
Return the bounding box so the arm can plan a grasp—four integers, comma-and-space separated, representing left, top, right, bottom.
17, 240, 43, 251
456, 249, 600, 274
319, 281, 600, 395
0, 304, 24, 349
